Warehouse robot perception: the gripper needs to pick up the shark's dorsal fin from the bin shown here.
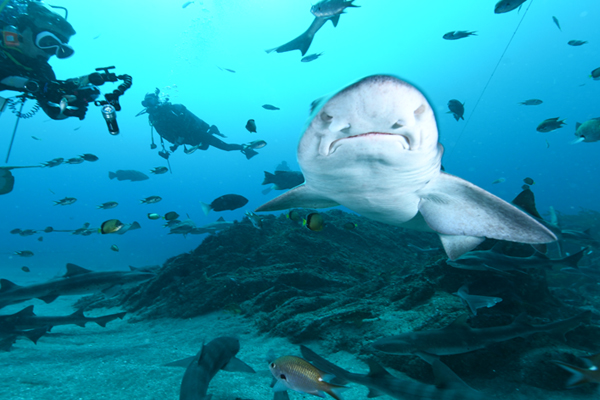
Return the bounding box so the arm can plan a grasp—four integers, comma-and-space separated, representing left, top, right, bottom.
38, 294, 59, 303
511, 188, 543, 219
217, 217, 225, 222
70, 308, 86, 318
576, 122, 582, 130
14, 305, 36, 317
64, 263, 93, 277
366, 359, 393, 379
0, 279, 20, 292
446, 314, 470, 330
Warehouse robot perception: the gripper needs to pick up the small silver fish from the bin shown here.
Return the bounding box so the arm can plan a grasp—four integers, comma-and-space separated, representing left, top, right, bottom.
245, 211, 263, 229
140, 196, 162, 204
301, 53, 324, 62
54, 197, 77, 206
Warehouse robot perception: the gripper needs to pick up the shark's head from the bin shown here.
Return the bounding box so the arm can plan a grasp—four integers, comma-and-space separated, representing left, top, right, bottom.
298, 75, 441, 177
369, 333, 417, 355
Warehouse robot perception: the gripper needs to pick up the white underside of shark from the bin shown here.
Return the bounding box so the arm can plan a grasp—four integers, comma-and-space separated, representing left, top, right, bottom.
255, 75, 556, 259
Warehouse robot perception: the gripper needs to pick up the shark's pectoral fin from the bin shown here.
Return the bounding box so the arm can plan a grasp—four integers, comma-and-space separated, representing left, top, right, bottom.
329, 14, 340, 27
419, 173, 557, 259
255, 184, 339, 212
223, 356, 256, 373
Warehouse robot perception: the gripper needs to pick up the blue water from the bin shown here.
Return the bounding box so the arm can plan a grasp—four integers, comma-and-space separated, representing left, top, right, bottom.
1, 0, 599, 278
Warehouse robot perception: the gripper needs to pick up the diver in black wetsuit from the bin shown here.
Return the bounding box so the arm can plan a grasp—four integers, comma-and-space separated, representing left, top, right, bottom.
0, 0, 101, 120
139, 91, 262, 160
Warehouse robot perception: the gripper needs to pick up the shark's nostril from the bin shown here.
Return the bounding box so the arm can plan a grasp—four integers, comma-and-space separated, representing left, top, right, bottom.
391, 122, 403, 129
329, 118, 350, 133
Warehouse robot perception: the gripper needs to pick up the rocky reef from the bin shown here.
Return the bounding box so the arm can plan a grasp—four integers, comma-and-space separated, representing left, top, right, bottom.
85, 208, 600, 396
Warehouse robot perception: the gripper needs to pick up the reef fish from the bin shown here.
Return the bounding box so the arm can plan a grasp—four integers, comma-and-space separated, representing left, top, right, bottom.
442, 31, 477, 40
201, 194, 248, 214
109, 170, 149, 182
573, 118, 600, 143
447, 99, 464, 121
270, 355, 347, 399
536, 117, 565, 133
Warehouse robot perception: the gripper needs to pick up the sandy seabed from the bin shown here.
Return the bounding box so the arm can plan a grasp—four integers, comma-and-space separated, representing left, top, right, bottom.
0, 297, 596, 400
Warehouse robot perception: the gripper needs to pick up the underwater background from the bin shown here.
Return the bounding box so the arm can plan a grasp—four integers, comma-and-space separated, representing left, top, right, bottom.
1, 0, 599, 278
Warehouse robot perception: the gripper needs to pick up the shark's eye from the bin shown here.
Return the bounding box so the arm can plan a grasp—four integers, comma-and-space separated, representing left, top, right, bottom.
414, 104, 426, 116
280, 374, 287, 380
320, 112, 333, 122
391, 121, 403, 129
270, 363, 275, 368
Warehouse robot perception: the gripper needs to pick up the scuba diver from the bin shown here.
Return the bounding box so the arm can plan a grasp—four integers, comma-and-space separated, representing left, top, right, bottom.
0, 0, 95, 119
139, 90, 264, 160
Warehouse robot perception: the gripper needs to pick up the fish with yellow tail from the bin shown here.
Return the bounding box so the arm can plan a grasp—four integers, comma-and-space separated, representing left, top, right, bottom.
553, 353, 600, 388
269, 355, 348, 399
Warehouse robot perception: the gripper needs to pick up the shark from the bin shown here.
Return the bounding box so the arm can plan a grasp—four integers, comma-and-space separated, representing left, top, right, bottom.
266, 0, 359, 56
370, 311, 590, 356
0, 325, 49, 352
165, 336, 255, 400
0, 264, 155, 309
255, 75, 557, 259
0, 305, 126, 331
446, 245, 585, 273
300, 345, 486, 400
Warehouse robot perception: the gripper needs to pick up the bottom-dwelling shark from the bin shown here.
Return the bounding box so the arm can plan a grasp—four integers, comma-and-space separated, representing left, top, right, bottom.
255, 75, 557, 260
0, 263, 155, 309
300, 345, 487, 400
165, 336, 255, 400
370, 311, 590, 356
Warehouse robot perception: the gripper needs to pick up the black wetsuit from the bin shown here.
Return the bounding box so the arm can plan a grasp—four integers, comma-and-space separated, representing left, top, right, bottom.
147, 102, 244, 152
0, 49, 59, 118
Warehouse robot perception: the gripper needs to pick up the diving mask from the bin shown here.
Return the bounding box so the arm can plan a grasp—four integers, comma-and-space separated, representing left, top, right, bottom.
35, 31, 74, 58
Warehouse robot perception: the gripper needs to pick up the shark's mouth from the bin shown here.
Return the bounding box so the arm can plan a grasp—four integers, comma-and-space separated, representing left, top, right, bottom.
330, 132, 411, 152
